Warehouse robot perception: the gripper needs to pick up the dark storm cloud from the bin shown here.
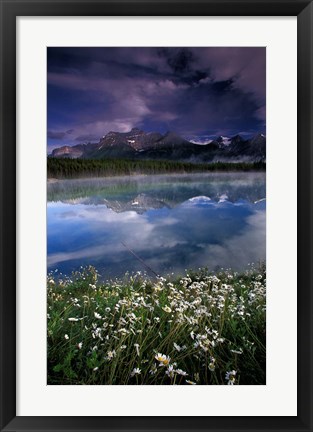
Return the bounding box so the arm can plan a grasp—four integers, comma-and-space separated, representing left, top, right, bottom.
48, 129, 75, 140
75, 134, 99, 142
160, 48, 194, 73
47, 47, 265, 150
48, 130, 66, 140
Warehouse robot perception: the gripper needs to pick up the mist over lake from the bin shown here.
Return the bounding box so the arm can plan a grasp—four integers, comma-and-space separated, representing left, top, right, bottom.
47, 172, 265, 279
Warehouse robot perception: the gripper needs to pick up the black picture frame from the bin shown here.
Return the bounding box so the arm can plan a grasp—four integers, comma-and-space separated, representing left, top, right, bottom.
0, 1, 312, 431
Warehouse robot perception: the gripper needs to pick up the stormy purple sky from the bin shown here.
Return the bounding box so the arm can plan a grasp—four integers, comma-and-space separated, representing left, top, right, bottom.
47, 47, 265, 152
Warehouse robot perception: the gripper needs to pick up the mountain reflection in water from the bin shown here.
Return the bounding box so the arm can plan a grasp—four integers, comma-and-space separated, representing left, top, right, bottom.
47, 173, 266, 279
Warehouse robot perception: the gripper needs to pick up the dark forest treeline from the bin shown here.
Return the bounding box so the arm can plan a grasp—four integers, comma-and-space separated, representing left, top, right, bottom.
47, 157, 266, 179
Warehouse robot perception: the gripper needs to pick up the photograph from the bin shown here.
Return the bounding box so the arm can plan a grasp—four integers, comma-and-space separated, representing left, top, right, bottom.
47, 47, 266, 386
1, 0, 312, 428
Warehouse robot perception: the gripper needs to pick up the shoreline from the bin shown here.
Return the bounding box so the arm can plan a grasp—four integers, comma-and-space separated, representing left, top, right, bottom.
47, 169, 266, 182
47, 168, 266, 182
47, 157, 265, 180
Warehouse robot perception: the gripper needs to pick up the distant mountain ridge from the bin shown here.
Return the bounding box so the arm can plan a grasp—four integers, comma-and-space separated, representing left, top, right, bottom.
50, 128, 266, 163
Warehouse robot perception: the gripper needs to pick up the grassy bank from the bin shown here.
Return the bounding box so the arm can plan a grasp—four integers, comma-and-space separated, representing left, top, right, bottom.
47, 265, 266, 385
47, 157, 266, 179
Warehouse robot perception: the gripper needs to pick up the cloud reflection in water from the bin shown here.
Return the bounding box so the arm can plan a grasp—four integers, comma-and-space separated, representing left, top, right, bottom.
47, 175, 266, 278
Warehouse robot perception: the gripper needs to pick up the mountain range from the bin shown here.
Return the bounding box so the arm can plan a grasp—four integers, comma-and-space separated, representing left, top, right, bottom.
57, 193, 266, 215
50, 128, 266, 163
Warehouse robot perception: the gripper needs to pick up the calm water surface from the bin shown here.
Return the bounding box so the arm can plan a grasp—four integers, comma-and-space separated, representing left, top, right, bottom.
47, 172, 266, 279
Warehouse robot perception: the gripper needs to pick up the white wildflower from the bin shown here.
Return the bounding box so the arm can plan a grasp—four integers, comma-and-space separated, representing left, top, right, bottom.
225, 370, 237, 385
165, 365, 175, 378
130, 368, 141, 377
230, 349, 243, 355
208, 362, 215, 372
155, 353, 171, 366
176, 369, 188, 376
173, 342, 181, 352
134, 343, 140, 356
107, 350, 116, 360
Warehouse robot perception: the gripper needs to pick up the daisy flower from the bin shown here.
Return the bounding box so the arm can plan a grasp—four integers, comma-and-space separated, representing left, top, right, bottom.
165, 365, 175, 378
225, 370, 237, 385
155, 353, 171, 366
130, 368, 141, 377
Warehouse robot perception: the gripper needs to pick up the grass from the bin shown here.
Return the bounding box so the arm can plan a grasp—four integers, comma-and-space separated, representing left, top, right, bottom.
47, 264, 266, 385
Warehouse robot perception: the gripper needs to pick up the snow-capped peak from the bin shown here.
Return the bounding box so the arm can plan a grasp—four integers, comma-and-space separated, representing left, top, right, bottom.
190, 139, 213, 145
216, 136, 231, 146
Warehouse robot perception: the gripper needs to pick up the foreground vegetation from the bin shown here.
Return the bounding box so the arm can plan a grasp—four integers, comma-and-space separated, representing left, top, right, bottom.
47, 264, 266, 385
48, 157, 266, 179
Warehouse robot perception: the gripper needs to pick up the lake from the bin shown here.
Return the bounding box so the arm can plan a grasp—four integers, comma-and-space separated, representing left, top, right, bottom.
47, 172, 266, 279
